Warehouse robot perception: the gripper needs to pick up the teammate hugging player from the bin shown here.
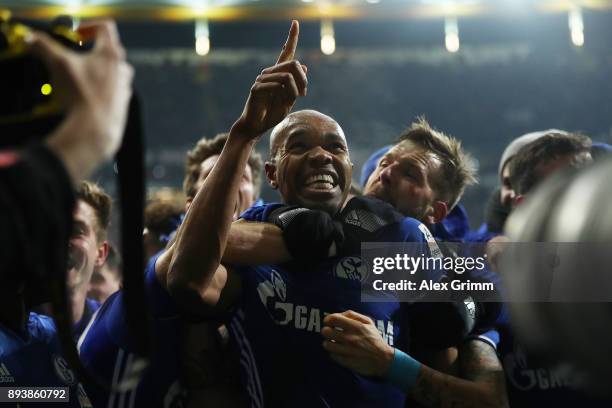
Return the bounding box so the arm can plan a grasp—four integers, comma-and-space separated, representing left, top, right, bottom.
160, 18, 506, 407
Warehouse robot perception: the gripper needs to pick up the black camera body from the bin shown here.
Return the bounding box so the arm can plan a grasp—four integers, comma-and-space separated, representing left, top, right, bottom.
0, 15, 90, 148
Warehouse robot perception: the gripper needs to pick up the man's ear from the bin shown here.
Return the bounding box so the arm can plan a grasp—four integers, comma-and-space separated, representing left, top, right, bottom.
427, 201, 448, 225
513, 195, 525, 208
95, 241, 109, 267
265, 161, 278, 189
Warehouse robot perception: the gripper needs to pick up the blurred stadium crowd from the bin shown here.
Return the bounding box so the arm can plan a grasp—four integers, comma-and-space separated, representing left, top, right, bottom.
100, 44, 612, 230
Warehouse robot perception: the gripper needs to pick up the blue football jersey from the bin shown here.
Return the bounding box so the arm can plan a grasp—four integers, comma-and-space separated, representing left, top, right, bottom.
78, 252, 188, 408
0, 313, 93, 407
465, 222, 501, 243
230, 203, 443, 408
72, 298, 101, 342
480, 321, 611, 407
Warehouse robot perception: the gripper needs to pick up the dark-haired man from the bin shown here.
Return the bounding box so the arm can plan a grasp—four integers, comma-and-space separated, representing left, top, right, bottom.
468, 129, 565, 243
508, 132, 591, 205
183, 132, 264, 216
482, 131, 608, 407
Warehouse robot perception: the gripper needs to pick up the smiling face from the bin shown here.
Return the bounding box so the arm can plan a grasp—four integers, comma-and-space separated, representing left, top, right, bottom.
266, 110, 352, 215
67, 200, 107, 294
363, 140, 441, 221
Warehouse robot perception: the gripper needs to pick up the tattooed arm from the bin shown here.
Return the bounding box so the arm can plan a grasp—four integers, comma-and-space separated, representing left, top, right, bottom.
409, 339, 508, 408
322, 311, 509, 408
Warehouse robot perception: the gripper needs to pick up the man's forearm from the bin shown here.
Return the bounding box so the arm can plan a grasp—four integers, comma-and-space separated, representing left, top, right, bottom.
223, 221, 292, 266
409, 365, 506, 408
408, 341, 508, 408
164, 19, 304, 308
322, 311, 508, 408
155, 220, 291, 290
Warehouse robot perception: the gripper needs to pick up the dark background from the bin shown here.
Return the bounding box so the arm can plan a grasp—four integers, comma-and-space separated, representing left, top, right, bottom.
91, 12, 612, 228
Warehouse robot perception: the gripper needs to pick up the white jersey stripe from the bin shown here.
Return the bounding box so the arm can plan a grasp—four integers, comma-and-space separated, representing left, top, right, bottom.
232, 317, 263, 405
236, 341, 259, 407
77, 307, 100, 353
117, 353, 134, 408
235, 317, 264, 406
128, 380, 137, 408
107, 349, 125, 408
231, 317, 264, 408
230, 320, 261, 408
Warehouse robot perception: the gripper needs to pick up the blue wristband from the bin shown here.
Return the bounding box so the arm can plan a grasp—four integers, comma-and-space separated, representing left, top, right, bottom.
385, 348, 422, 392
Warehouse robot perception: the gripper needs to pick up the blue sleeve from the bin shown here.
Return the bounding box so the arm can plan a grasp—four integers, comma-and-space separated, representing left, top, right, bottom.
398, 217, 429, 243
239, 202, 284, 222
88, 252, 181, 349
145, 251, 179, 318
437, 204, 470, 242
493, 303, 511, 327
29, 313, 58, 345
86, 298, 101, 313
389, 218, 446, 282
467, 329, 500, 351
465, 223, 501, 243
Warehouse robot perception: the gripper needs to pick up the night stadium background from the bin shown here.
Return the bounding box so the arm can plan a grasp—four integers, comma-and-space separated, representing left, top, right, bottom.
5, 0, 612, 228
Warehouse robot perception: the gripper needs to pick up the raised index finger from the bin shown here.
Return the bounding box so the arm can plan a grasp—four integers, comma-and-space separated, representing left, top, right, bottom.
276, 20, 299, 64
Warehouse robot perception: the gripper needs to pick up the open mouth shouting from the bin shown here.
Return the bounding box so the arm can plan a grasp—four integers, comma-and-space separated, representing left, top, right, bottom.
302, 171, 339, 195
306, 173, 336, 190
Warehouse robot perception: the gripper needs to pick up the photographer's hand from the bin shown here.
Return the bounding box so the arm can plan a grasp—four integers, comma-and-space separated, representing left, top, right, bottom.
28, 20, 134, 183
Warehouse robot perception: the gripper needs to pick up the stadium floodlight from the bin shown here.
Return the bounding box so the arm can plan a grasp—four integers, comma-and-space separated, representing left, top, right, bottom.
569, 6, 584, 47
65, 0, 81, 15
444, 16, 460, 53
184, 0, 208, 16
320, 19, 335, 55
195, 18, 210, 56
366, 0, 381, 4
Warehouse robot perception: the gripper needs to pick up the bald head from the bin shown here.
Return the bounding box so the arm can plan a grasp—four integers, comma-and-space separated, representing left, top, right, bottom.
269, 110, 345, 160
264, 109, 352, 214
